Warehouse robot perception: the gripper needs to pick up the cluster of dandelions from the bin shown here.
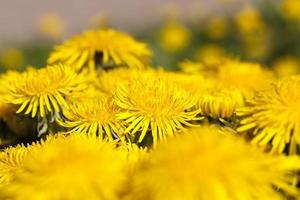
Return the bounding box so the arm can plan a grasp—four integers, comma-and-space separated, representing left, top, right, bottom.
0, 28, 300, 200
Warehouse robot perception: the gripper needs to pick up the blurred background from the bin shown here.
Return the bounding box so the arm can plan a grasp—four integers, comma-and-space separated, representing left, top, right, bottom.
1, 0, 299, 76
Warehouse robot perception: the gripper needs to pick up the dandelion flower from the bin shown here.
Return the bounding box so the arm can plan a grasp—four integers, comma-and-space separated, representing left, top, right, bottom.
37, 13, 65, 39
159, 19, 190, 53
96, 67, 148, 95
235, 5, 264, 34
0, 134, 127, 200
237, 75, 300, 154
0, 134, 68, 185
0, 144, 28, 185
58, 96, 124, 140
273, 56, 300, 77
47, 29, 152, 71
199, 88, 244, 119
194, 44, 228, 69
281, 0, 300, 21
178, 60, 204, 74
215, 59, 274, 98
118, 143, 148, 174
115, 78, 201, 147
130, 126, 300, 200
3, 64, 87, 118
0, 48, 24, 70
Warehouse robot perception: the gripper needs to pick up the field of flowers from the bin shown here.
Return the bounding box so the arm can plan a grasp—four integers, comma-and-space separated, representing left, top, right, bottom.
0, 0, 300, 199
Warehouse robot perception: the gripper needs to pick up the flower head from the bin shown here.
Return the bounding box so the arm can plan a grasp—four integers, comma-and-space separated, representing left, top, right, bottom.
235, 5, 265, 34
130, 126, 300, 200
0, 48, 24, 70
273, 56, 300, 77
3, 64, 87, 118
237, 75, 300, 154
96, 67, 153, 95
114, 78, 201, 147
281, 0, 300, 21
178, 60, 204, 74
58, 95, 124, 140
0, 134, 127, 200
159, 19, 190, 53
215, 59, 274, 98
199, 88, 244, 119
0, 144, 28, 185
37, 13, 65, 39
0, 134, 59, 185
194, 44, 229, 69
47, 29, 152, 71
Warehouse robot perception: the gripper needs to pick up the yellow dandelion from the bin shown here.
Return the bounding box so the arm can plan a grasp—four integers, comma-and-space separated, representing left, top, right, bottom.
165, 71, 212, 96
0, 134, 59, 185
0, 71, 23, 96
194, 44, 229, 70
114, 78, 201, 147
0, 134, 127, 200
96, 67, 147, 95
118, 143, 148, 174
155, 69, 215, 109
159, 19, 190, 53
58, 96, 124, 140
178, 60, 204, 74
237, 75, 300, 154
47, 29, 152, 71
3, 64, 87, 118
37, 13, 65, 39
281, 0, 300, 21
0, 144, 28, 185
215, 59, 275, 98
130, 126, 300, 200
235, 5, 265, 34
0, 48, 24, 70
273, 56, 300, 77
200, 88, 244, 119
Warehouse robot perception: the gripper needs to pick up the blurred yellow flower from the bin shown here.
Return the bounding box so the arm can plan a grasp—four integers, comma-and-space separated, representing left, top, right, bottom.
0, 134, 60, 185
58, 96, 124, 140
206, 16, 229, 39
238, 75, 300, 154
0, 144, 28, 185
194, 44, 228, 69
48, 29, 152, 71
0, 48, 24, 70
159, 20, 190, 53
235, 5, 265, 33
199, 88, 244, 119
178, 60, 204, 74
97, 67, 150, 95
214, 59, 275, 98
281, 0, 300, 21
273, 56, 300, 77
115, 78, 201, 147
3, 64, 87, 118
37, 14, 65, 39
235, 5, 270, 60
163, 70, 212, 97
130, 126, 300, 200
118, 143, 148, 175
0, 134, 127, 200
